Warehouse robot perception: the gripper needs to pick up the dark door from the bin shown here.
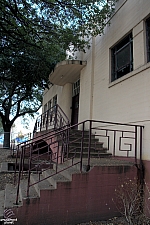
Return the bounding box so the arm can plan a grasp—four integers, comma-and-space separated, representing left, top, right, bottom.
71, 94, 79, 129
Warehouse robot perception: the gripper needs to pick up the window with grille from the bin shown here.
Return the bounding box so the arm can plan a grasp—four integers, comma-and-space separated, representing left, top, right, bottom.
73, 79, 80, 97
111, 33, 133, 82
48, 100, 52, 109
53, 95, 57, 106
44, 104, 47, 112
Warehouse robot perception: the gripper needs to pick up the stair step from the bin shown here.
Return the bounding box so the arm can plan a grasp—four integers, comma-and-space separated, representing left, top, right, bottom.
69, 130, 89, 134
67, 152, 112, 158
69, 136, 99, 141
68, 147, 108, 153
54, 164, 80, 180
70, 130, 96, 139
43, 169, 70, 188
69, 142, 103, 148
30, 174, 55, 196
0, 190, 5, 218
4, 184, 19, 208
19, 179, 39, 200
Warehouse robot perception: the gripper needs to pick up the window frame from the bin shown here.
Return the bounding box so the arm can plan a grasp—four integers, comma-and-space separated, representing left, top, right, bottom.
53, 95, 57, 106
72, 79, 80, 97
48, 100, 52, 109
146, 17, 150, 62
44, 104, 47, 112
111, 33, 133, 82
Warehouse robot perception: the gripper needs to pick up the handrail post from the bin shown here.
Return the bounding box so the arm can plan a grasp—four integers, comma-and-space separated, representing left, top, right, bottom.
40, 115, 42, 131
27, 143, 33, 197
56, 142, 59, 173
46, 110, 49, 130
66, 123, 70, 159
80, 122, 85, 172
54, 104, 58, 129
16, 146, 23, 205
21, 144, 26, 178
135, 125, 138, 165
14, 145, 19, 185
140, 126, 143, 168
113, 131, 116, 157
88, 120, 92, 167
60, 131, 64, 164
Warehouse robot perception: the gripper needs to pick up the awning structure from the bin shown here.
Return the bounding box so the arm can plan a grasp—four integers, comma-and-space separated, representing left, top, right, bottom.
49, 60, 87, 86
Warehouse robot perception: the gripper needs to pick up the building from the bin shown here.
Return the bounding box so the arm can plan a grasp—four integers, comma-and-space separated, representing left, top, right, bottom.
39, 0, 150, 217
4, 0, 150, 224
43, 0, 150, 182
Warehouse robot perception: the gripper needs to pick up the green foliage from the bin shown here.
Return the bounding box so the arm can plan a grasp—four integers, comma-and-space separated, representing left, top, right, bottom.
0, 0, 117, 147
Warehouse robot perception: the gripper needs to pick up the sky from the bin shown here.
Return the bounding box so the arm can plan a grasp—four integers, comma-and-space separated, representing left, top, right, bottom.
12, 107, 42, 137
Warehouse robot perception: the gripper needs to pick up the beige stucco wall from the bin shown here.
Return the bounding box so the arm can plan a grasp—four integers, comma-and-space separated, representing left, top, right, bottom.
42, 0, 150, 160
77, 0, 150, 160
42, 83, 72, 121
86, 0, 150, 160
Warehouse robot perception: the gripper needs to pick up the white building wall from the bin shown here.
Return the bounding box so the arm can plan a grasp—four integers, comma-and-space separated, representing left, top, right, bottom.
43, 83, 72, 121
42, 0, 150, 160
89, 0, 150, 160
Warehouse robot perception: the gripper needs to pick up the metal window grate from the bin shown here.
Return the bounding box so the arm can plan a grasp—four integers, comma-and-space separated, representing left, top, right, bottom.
111, 33, 133, 82
73, 79, 80, 97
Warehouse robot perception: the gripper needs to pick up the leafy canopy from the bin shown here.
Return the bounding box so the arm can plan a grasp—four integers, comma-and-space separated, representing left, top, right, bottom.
0, 0, 117, 132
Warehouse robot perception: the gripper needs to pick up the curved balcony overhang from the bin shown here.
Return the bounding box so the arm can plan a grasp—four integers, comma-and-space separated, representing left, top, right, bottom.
49, 60, 87, 86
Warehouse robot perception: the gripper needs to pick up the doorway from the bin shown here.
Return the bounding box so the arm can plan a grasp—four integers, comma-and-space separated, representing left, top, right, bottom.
71, 79, 80, 129
71, 94, 79, 128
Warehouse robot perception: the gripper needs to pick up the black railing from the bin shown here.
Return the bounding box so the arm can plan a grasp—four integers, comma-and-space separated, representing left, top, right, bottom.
15, 120, 144, 204
33, 104, 70, 133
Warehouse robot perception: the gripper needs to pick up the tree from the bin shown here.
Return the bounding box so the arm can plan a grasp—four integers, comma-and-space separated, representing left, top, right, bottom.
113, 178, 150, 225
0, 118, 3, 134
0, 0, 117, 148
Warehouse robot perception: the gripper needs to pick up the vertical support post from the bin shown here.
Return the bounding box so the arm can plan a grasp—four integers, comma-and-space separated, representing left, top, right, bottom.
54, 105, 58, 129
14, 145, 19, 185
56, 142, 59, 173
40, 115, 42, 131
27, 143, 33, 197
135, 125, 138, 165
139, 126, 143, 167
138, 126, 144, 213
46, 110, 49, 130
88, 120, 92, 167
21, 145, 25, 178
113, 131, 116, 157
60, 131, 64, 164
16, 147, 23, 204
80, 122, 85, 172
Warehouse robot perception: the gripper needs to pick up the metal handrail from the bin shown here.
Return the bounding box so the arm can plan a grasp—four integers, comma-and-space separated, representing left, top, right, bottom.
33, 104, 70, 133
15, 119, 144, 204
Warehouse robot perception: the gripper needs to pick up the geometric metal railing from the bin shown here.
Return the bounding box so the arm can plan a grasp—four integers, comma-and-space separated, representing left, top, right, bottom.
15, 119, 144, 204
33, 104, 70, 133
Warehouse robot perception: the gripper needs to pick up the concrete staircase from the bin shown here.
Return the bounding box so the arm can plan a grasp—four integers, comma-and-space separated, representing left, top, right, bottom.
0, 161, 81, 217
0, 157, 137, 225
68, 129, 111, 158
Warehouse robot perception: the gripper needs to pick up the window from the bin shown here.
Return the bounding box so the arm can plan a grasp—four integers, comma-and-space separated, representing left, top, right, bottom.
72, 79, 80, 97
111, 33, 133, 82
53, 95, 57, 106
48, 100, 52, 109
146, 17, 150, 62
44, 104, 47, 112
